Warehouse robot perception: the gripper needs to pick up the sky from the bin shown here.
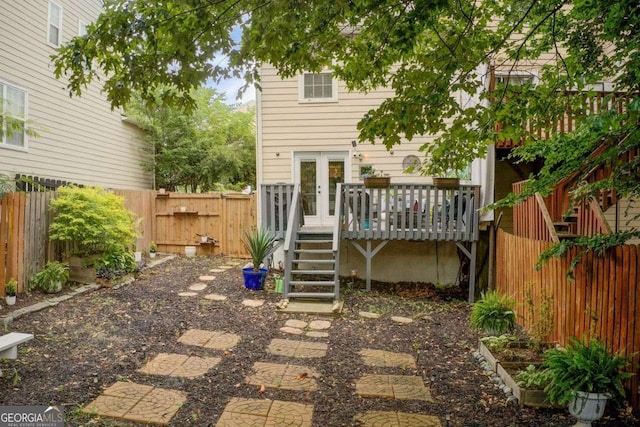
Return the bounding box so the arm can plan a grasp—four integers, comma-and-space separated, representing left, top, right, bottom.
207, 25, 256, 105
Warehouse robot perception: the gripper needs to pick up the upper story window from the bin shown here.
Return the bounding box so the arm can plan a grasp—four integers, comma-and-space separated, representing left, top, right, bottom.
78, 20, 88, 36
48, 1, 63, 47
495, 71, 537, 87
299, 70, 338, 103
1, 81, 28, 149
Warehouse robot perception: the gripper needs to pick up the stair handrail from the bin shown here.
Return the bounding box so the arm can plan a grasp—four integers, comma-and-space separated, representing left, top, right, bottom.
332, 183, 343, 253
535, 193, 560, 243
282, 187, 303, 299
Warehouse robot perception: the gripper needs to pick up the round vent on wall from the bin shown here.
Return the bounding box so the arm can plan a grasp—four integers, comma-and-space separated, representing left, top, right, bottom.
402, 155, 421, 173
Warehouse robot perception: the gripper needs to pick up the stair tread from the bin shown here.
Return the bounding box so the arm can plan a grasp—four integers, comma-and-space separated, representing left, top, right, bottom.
292, 270, 335, 274
286, 292, 335, 299
294, 249, 333, 253
291, 259, 336, 264
289, 281, 336, 286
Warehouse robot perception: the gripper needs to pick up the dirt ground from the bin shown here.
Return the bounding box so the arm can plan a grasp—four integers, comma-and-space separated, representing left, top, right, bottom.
0, 255, 637, 426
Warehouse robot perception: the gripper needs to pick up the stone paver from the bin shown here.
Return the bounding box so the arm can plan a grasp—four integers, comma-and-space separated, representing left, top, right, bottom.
138, 353, 221, 378
354, 411, 442, 427
199, 275, 216, 281
242, 299, 265, 307
210, 268, 226, 273
306, 331, 329, 338
308, 320, 331, 330
246, 362, 319, 391
267, 339, 328, 358
216, 398, 313, 427
178, 291, 198, 297
355, 375, 433, 402
391, 316, 414, 324
84, 382, 186, 425
285, 319, 308, 329
280, 327, 304, 335
188, 283, 208, 291
359, 311, 382, 319
359, 349, 417, 369
217, 265, 234, 270
204, 293, 228, 301
178, 329, 241, 350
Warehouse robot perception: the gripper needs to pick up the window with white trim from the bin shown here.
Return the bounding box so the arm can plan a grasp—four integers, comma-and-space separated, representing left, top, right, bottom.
299, 70, 338, 102
78, 20, 87, 36
1, 81, 28, 148
48, 1, 63, 47
495, 70, 537, 87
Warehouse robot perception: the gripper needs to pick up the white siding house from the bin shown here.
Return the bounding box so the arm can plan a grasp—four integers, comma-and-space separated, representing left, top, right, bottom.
257, 64, 491, 292
0, 0, 151, 190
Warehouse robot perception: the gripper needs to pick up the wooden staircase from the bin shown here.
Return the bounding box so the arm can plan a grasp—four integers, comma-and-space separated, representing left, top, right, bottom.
284, 229, 339, 301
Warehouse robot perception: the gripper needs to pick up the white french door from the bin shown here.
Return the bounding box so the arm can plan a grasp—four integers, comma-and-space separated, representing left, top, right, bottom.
294, 151, 348, 226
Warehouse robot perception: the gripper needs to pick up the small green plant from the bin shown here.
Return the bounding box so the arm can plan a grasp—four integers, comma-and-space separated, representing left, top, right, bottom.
5, 278, 17, 296
95, 251, 137, 280
470, 290, 517, 335
542, 337, 633, 407
49, 186, 137, 260
242, 228, 278, 271
29, 261, 70, 293
516, 364, 552, 390
480, 334, 517, 352
524, 283, 554, 350
150, 241, 157, 253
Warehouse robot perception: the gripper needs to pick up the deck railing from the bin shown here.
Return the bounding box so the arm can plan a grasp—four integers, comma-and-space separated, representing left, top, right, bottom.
261, 184, 296, 240
340, 183, 481, 242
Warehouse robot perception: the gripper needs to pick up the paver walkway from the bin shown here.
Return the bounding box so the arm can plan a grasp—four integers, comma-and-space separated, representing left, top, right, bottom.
82, 261, 441, 426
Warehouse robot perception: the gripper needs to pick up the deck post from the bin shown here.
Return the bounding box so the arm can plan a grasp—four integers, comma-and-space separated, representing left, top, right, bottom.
468, 241, 477, 303
351, 240, 388, 291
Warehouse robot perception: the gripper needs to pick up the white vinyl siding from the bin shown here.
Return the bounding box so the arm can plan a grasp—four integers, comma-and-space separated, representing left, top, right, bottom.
0, 81, 28, 149
299, 71, 338, 103
47, 1, 62, 47
0, 0, 151, 190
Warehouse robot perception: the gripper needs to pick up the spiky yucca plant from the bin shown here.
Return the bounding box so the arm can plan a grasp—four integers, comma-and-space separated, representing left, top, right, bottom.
242, 228, 278, 271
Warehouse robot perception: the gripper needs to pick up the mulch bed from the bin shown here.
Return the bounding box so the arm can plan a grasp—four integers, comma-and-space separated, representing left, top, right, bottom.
0, 256, 637, 426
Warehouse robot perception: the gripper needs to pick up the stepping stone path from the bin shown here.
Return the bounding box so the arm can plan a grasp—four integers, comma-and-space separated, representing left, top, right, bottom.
355, 374, 434, 401
178, 291, 198, 297
84, 264, 441, 425
138, 353, 221, 378
84, 382, 186, 425
188, 283, 207, 291
280, 318, 332, 338
178, 329, 241, 350
204, 293, 228, 301
267, 338, 328, 358
216, 398, 313, 427
210, 268, 226, 273
391, 316, 414, 324
246, 362, 319, 391
355, 411, 441, 427
359, 349, 417, 368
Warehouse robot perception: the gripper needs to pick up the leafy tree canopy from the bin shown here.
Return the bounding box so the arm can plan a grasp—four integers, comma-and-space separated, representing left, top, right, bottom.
126, 87, 255, 192
53, 0, 640, 249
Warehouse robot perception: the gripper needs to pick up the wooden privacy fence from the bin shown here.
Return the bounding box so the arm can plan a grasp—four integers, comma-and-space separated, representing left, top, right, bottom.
496, 229, 640, 410
0, 190, 256, 295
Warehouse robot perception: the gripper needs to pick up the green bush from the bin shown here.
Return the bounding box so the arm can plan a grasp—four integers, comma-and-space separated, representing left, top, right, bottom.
49, 186, 137, 261
470, 290, 517, 335
542, 337, 633, 407
29, 261, 69, 293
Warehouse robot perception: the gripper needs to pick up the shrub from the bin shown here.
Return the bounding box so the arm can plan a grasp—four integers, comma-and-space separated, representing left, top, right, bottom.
29, 261, 69, 293
470, 290, 517, 335
542, 337, 633, 407
49, 186, 137, 261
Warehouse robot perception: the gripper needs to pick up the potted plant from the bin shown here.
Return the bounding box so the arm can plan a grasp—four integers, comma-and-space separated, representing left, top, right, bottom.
470, 290, 517, 335
5, 278, 17, 305
361, 168, 390, 188
149, 241, 157, 259
241, 228, 278, 290
423, 142, 470, 189
542, 337, 633, 426
29, 261, 70, 293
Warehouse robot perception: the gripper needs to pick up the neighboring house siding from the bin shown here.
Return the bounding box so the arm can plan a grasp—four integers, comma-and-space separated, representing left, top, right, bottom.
0, 0, 151, 190
259, 65, 435, 184
604, 198, 640, 245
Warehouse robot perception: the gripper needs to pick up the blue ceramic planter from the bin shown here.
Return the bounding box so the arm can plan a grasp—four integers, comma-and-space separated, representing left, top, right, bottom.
242, 267, 268, 290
